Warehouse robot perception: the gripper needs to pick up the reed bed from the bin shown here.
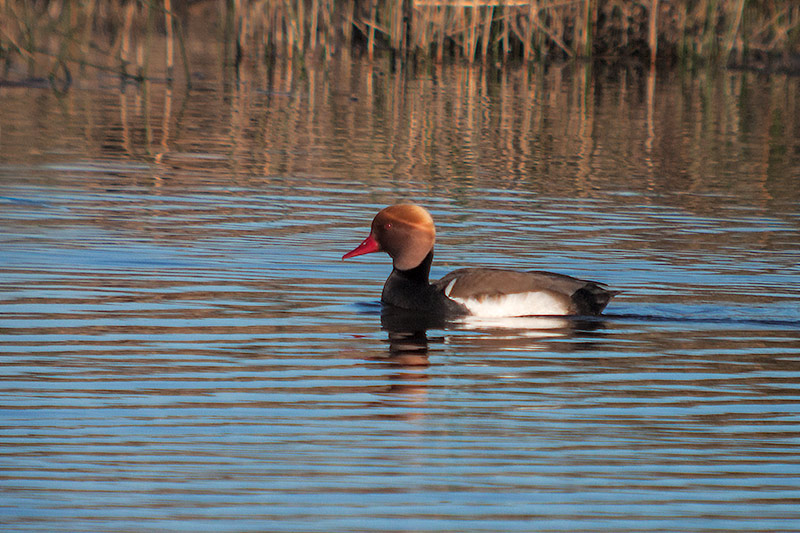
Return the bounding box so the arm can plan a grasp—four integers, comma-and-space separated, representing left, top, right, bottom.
1, 0, 798, 85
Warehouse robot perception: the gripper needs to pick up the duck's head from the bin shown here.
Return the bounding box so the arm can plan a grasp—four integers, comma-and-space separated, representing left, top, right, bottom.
342, 204, 436, 271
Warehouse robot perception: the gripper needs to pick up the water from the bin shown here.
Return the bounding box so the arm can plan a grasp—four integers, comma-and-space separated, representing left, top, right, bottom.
2, 57, 800, 532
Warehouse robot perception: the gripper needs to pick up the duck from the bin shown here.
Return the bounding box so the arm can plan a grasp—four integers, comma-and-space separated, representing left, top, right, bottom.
343, 204, 618, 318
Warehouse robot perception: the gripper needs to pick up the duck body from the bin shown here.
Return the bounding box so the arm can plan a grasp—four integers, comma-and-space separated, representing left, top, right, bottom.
344, 204, 617, 318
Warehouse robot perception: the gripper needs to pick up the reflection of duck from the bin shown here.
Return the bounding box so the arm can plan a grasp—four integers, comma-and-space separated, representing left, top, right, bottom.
379, 305, 609, 359
344, 204, 618, 318
378, 307, 437, 367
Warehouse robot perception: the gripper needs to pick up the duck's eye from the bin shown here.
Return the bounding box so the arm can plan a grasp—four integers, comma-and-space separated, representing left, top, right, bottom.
384, 223, 392, 230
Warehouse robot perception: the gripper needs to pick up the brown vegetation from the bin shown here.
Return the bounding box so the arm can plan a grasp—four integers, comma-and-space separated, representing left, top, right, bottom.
1, 0, 799, 86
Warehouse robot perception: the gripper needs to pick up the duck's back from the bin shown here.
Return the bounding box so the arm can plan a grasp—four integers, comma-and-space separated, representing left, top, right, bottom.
434, 268, 616, 317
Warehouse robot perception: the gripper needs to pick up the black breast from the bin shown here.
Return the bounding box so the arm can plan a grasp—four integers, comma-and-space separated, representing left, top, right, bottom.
381, 269, 468, 316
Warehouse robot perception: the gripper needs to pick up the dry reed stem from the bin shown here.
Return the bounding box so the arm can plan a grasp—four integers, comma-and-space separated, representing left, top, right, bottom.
310, 0, 318, 50
525, 1, 536, 62
436, 5, 445, 62
723, 0, 745, 63
368, 0, 377, 60
120, 2, 135, 76
649, 0, 658, 66
164, 0, 173, 78
480, 5, 493, 62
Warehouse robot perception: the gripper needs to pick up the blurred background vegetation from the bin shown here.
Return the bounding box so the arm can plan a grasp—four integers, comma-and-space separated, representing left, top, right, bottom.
1, 0, 799, 87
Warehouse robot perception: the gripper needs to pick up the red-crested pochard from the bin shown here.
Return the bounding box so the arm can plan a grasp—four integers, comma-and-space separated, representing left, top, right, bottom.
343, 204, 617, 317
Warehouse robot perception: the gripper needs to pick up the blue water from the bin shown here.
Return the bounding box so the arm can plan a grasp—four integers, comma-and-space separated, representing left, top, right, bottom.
1, 58, 800, 532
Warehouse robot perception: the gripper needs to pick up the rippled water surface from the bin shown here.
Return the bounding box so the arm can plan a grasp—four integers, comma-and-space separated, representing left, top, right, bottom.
2, 57, 800, 532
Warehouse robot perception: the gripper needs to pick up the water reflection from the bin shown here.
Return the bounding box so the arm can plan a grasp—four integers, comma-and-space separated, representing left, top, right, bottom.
380, 305, 613, 365
376, 308, 439, 374
2, 58, 799, 211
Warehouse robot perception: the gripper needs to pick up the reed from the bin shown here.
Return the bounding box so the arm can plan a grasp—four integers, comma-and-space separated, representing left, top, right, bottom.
648, 0, 658, 65
0, 0, 192, 87
1, 0, 798, 84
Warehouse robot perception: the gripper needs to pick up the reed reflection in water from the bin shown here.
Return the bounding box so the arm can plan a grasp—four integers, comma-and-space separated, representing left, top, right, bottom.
1, 57, 800, 532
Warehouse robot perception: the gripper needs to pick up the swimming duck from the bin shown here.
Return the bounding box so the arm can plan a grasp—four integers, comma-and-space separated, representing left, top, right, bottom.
343, 204, 617, 317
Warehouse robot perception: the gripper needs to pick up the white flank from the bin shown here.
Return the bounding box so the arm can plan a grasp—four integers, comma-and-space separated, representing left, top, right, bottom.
452, 291, 570, 318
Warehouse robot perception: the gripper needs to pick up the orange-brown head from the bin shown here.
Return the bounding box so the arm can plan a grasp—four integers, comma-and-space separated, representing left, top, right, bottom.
342, 204, 436, 271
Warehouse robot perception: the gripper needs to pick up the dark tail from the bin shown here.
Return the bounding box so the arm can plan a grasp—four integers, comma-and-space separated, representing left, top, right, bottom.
572, 284, 620, 316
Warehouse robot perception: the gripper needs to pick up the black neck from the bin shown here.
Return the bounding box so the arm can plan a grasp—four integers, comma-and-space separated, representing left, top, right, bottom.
382, 248, 467, 316
393, 250, 433, 285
